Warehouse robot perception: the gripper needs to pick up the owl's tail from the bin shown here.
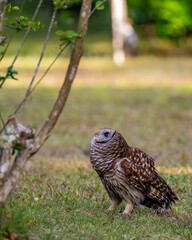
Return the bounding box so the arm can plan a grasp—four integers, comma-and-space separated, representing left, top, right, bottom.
142, 173, 179, 210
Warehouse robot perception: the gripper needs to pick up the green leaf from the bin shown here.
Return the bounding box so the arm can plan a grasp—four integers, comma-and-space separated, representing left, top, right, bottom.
95, 1, 105, 10
56, 30, 81, 45
14, 144, 23, 151
8, 16, 44, 32
12, 6, 19, 11
7, 66, 18, 80
53, 0, 68, 9
6, 3, 19, 13
6, 3, 12, 13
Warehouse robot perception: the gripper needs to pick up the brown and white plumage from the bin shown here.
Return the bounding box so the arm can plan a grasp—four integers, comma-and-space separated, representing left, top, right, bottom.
90, 128, 178, 217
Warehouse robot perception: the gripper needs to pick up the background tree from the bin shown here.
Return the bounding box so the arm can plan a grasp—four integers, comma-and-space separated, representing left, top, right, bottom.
110, 0, 138, 65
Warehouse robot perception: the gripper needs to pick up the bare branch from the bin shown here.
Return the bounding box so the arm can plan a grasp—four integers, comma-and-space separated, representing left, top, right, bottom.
14, 7, 57, 115
29, 43, 70, 97
33, 0, 92, 153
0, 112, 5, 128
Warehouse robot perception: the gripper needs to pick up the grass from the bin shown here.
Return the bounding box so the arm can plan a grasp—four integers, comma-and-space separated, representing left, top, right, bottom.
0, 159, 191, 240
0, 56, 192, 239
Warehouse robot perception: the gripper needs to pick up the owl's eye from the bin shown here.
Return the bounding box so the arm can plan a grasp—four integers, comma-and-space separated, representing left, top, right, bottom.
104, 132, 109, 138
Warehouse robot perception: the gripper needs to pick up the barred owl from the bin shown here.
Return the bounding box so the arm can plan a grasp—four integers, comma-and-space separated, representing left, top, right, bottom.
90, 128, 178, 218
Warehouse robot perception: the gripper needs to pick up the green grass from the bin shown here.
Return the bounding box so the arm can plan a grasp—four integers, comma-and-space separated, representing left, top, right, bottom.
0, 159, 191, 240
0, 56, 192, 239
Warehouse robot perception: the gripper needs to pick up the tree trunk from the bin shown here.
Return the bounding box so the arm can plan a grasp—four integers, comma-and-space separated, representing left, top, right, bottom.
0, 0, 93, 205
0, 0, 7, 45
110, 0, 138, 65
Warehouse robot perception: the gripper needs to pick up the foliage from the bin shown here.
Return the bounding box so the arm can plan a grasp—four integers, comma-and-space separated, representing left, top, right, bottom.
53, 0, 70, 9
6, 3, 19, 13
95, 1, 105, 10
56, 29, 81, 45
0, 66, 18, 88
127, 0, 192, 39
8, 16, 44, 32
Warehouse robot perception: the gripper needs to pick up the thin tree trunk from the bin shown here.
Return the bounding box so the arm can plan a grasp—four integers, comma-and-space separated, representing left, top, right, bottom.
0, 0, 92, 205
0, 0, 7, 44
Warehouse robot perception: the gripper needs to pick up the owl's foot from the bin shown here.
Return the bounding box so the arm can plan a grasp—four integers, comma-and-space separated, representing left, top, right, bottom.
122, 202, 134, 219
104, 209, 113, 214
105, 198, 122, 213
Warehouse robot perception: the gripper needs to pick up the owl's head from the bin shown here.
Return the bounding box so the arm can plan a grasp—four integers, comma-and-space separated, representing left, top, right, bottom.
91, 128, 129, 158
92, 128, 116, 144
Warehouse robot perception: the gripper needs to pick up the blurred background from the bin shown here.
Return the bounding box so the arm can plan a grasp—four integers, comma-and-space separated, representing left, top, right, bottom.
1, 0, 192, 167
4, 0, 192, 56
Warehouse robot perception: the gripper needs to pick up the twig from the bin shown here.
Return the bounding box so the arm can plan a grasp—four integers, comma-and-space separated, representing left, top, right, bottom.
0, 113, 5, 126
0, 33, 13, 62
89, 0, 108, 18
0, 112, 5, 131
0, 0, 26, 62
28, 43, 70, 97
11, 0, 43, 67
14, 7, 57, 115
0, 0, 43, 86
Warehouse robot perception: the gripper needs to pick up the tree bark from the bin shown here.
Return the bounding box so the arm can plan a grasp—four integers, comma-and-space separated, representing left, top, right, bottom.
110, 0, 138, 65
0, 0, 92, 205
0, 0, 7, 45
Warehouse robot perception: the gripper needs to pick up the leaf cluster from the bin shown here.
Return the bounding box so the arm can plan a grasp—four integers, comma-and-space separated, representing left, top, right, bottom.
0, 66, 18, 88
53, 0, 71, 9
95, 1, 105, 10
127, 0, 192, 39
6, 3, 19, 14
8, 16, 44, 32
56, 29, 82, 45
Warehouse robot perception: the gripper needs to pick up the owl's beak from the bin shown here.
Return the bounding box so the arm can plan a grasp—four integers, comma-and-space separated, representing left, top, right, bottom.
95, 130, 99, 136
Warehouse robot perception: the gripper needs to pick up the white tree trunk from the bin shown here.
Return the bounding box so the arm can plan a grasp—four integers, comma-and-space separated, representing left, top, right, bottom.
110, 0, 138, 65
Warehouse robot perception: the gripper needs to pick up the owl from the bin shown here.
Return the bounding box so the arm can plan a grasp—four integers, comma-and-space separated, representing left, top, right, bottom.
90, 128, 178, 218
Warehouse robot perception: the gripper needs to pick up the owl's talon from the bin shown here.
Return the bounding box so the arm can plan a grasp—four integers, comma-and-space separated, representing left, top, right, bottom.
104, 209, 112, 214
122, 213, 131, 219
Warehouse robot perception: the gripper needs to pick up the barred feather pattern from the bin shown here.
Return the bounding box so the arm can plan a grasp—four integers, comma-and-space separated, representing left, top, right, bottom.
90, 129, 178, 212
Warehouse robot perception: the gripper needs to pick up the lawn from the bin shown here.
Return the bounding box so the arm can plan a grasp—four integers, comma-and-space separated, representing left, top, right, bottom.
0, 56, 192, 239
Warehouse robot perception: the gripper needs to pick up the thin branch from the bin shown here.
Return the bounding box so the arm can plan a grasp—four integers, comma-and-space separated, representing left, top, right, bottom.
14, 7, 57, 115
89, 0, 108, 18
0, 112, 5, 130
32, 0, 92, 153
29, 43, 70, 97
0, 33, 13, 62
0, 0, 7, 45
11, 0, 43, 67
0, 0, 43, 87
0, 113, 5, 126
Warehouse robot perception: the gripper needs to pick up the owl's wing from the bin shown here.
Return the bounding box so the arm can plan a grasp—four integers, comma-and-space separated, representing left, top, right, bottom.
120, 147, 155, 192
120, 147, 178, 207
